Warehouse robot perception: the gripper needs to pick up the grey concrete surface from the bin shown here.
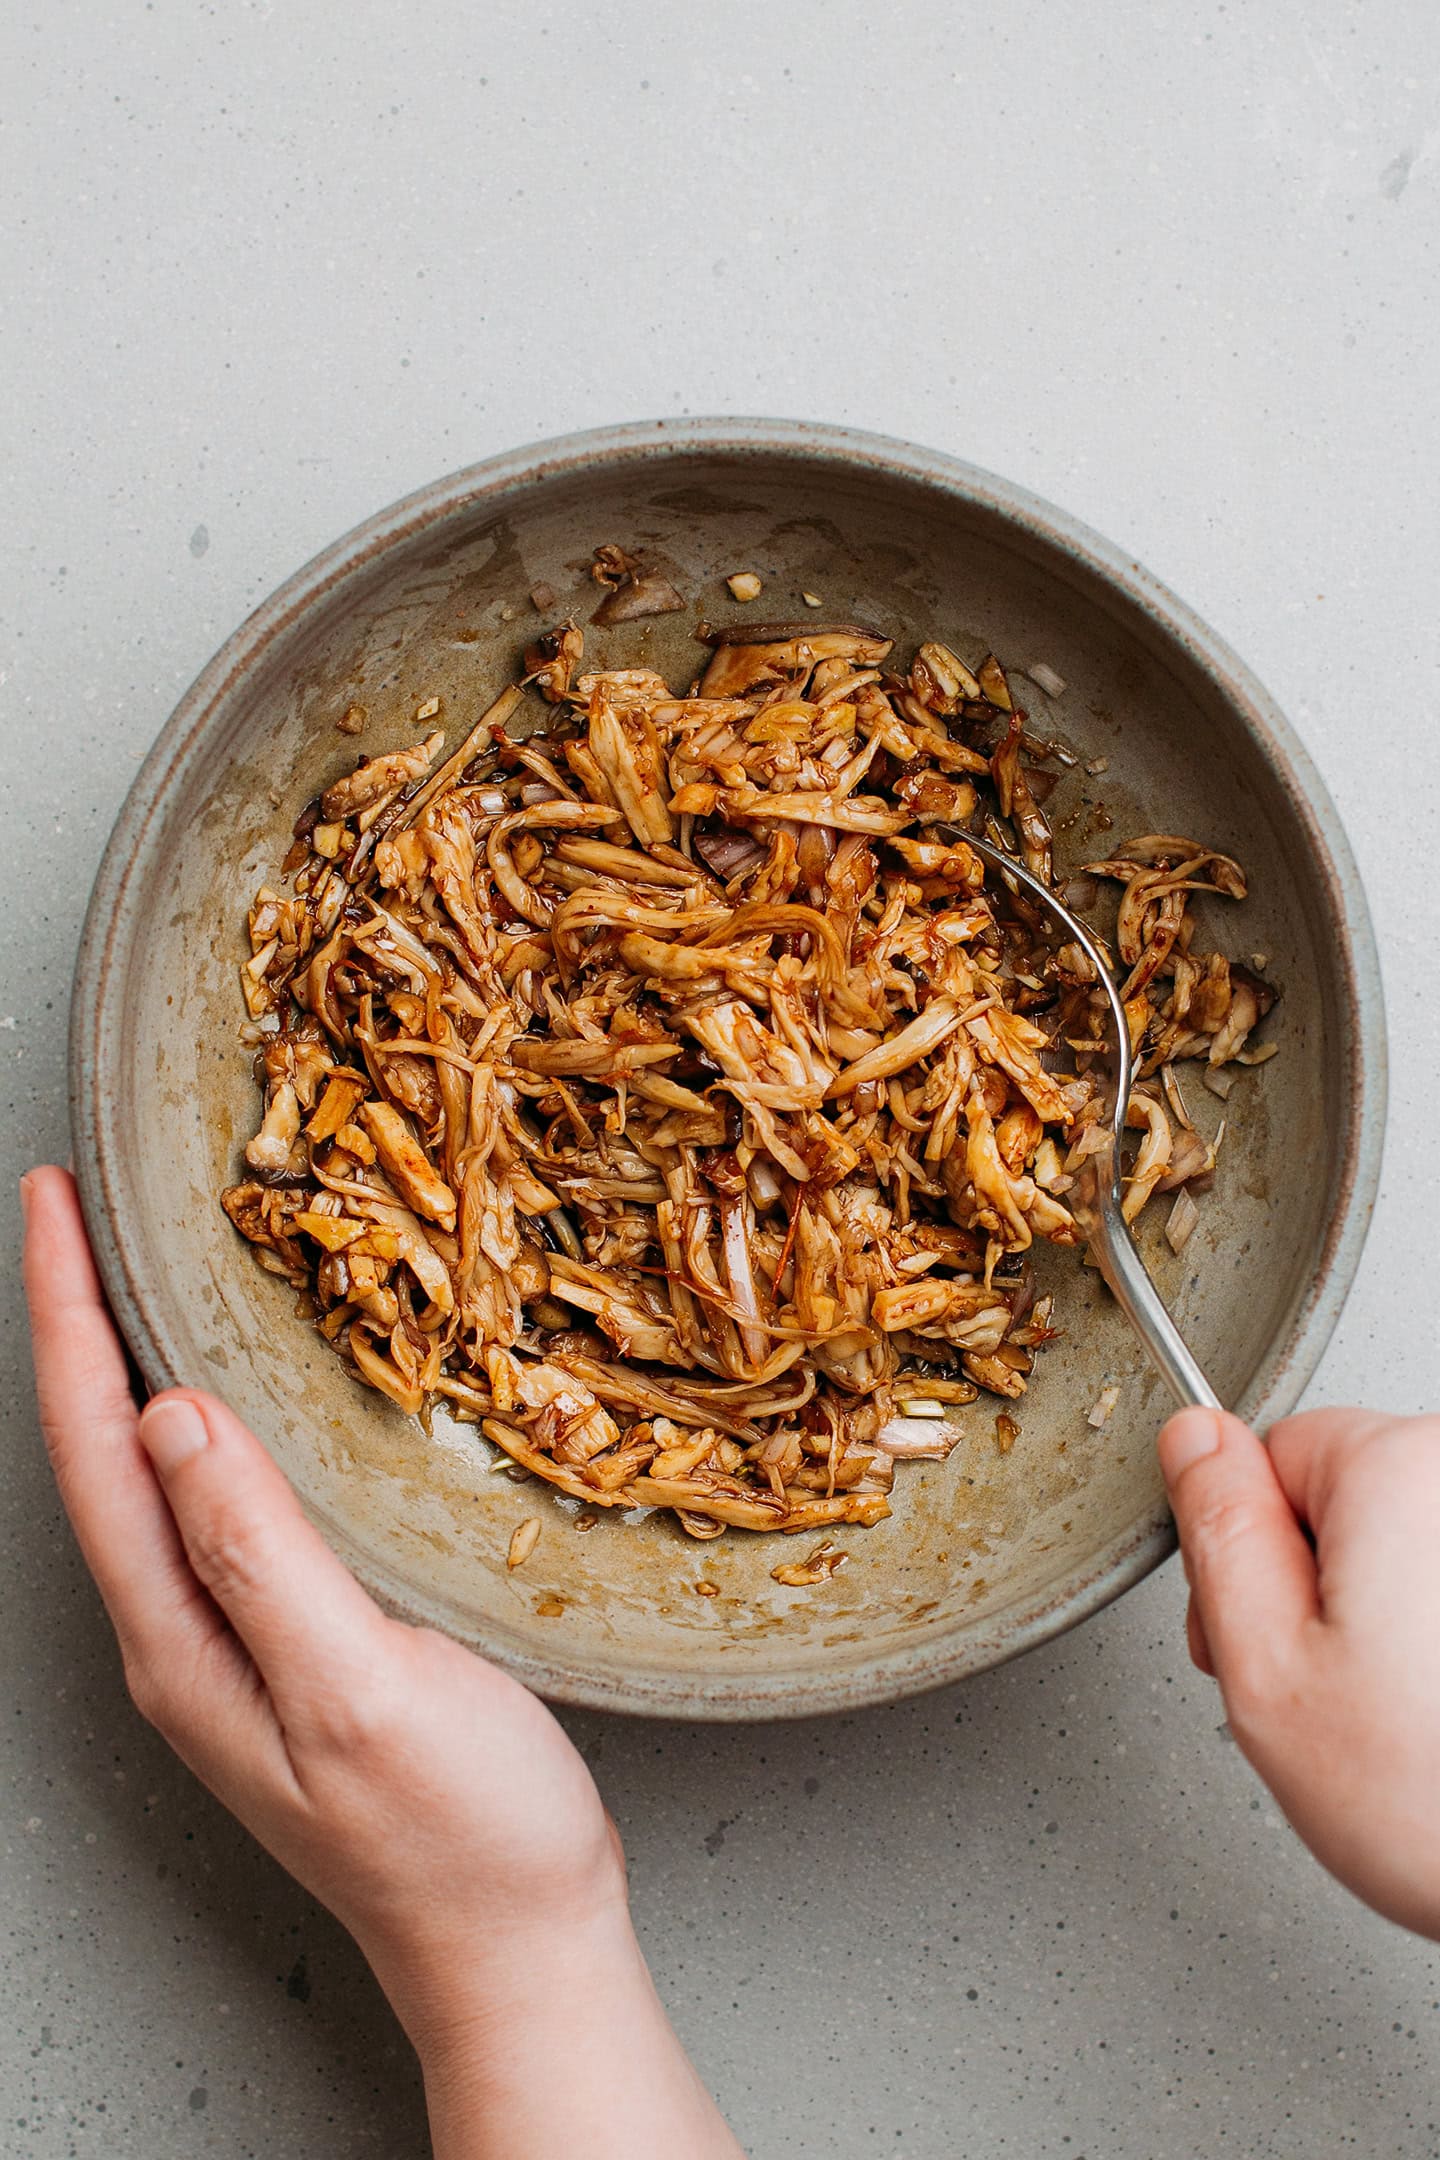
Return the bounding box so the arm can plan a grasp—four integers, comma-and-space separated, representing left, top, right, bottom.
3, 2, 1438, 2153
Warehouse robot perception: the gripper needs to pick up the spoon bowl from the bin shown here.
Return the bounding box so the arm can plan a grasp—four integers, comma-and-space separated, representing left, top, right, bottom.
964, 832, 1221, 1411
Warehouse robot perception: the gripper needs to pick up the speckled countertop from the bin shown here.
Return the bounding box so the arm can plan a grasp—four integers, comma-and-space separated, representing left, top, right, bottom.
3, 4, 1438, 2154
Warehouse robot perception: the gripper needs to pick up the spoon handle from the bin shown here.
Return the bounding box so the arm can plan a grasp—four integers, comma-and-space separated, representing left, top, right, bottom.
1088, 1208, 1223, 1411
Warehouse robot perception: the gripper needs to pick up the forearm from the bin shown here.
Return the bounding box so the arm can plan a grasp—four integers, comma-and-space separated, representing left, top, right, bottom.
414, 1910, 747, 2160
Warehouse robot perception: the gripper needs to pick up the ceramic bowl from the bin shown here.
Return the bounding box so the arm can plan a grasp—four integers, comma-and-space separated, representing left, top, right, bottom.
70, 420, 1385, 1717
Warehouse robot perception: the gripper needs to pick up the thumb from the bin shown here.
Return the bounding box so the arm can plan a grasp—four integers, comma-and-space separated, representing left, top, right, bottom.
1158, 1407, 1319, 1689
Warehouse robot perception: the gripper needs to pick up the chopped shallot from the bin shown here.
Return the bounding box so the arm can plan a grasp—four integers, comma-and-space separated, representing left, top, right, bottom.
507, 1518, 542, 1569
1165, 1188, 1200, 1254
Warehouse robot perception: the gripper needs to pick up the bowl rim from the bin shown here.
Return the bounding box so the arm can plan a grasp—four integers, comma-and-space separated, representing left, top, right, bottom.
69, 416, 1387, 1719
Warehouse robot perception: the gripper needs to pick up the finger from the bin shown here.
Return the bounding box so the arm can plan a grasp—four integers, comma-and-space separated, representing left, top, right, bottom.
22, 1167, 202, 1655
137, 1389, 393, 1726
1266, 1407, 1440, 1624
1157, 1407, 1319, 1690
1266, 1406, 1416, 1531
1185, 1592, 1216, 1678
21, 1170, 295, 1758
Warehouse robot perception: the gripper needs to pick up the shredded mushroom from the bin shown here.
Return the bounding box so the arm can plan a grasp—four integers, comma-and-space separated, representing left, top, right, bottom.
771, 1543, 848, 1588
223, 593, 1275, 1543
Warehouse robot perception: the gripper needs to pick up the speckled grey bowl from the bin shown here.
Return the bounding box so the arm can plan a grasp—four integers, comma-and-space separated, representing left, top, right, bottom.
70, 420, 1385, 1719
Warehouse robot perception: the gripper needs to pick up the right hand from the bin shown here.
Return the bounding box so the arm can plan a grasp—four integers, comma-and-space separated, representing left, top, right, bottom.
1158, 1403, 1440, 1939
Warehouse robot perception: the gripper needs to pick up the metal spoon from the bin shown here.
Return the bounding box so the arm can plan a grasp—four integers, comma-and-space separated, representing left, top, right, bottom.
965, 830, 1220, 1411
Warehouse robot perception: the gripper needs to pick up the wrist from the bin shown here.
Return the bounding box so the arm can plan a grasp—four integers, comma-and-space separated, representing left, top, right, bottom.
390, 1882, 639, 2074
414, 1903, 717, 2160
416, 1919, 744, 2160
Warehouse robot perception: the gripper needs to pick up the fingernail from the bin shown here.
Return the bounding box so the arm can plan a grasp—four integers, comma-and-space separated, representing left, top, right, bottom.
139, 1398, 209, 1476
1157, 1407, 1223, 1485
18, 1173, 33, 1225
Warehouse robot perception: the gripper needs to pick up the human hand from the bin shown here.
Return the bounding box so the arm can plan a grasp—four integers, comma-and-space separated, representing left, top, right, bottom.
22, 1166, 744, 2159
1158, 1402, 1440, 1940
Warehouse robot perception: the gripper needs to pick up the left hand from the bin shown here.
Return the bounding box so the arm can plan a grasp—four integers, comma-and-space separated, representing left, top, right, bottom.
21, 1166, 745, 2159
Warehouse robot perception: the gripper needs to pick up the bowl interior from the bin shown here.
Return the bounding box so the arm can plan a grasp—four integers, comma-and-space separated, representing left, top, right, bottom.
78, 433, 1373, 1715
